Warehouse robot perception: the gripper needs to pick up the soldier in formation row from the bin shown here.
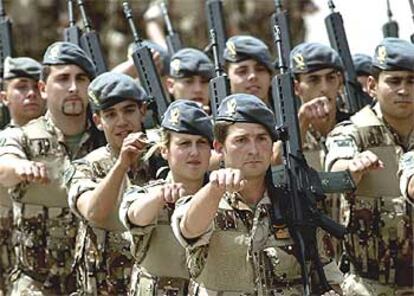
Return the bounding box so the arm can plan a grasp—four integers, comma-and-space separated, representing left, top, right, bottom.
0, 7, 412, 296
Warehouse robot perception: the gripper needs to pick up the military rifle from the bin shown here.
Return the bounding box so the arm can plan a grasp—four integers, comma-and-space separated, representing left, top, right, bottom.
409, 0, 414, 42
63, 0, 81, 46
160, 1, 182, 55
77, 0, 107, 75
270, 25, 355, 295
0, 0, 12, 83
123, 1, 170, 124
208, 29, 230, 118
270, 0, 292, 66
325, 0, 371, 114
383, 0, 399, 38
205, 0, 227, 66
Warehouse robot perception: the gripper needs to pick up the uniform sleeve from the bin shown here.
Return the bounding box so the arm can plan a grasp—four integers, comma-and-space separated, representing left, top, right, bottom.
325, 123, 360, 171
398, 151, 414, 206
118, 185, 155, 235
0, 127, 27, 159
65, 159, 98, 220
171, 195, 214, 250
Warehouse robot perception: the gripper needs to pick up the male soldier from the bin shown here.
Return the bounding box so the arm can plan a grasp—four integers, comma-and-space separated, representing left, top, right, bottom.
172, 93, 340, 295
0, 41, 97, 295
325, 37, 414, 295
0, 56, 43, 295
223, 35, 273, 106
166, 48, 214, 112
66, 72, 154, 295
290, 42, 346, 155
353, 53, 374, 95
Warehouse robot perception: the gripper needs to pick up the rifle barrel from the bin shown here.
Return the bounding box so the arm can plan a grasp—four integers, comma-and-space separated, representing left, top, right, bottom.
77, 0, 91, 31
160, 2, 174, 35
122, 1, 142, 44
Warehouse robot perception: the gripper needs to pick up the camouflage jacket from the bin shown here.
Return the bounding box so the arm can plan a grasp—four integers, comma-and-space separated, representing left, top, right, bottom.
119, 173, 190, 296
0, 112, 97, 294
66, 145, 152, 295
325, 104, 414, 287
171, 191, 341, 295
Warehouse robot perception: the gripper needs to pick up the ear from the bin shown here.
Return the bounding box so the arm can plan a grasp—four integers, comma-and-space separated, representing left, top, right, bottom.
92, 113, 103, 131
213, 139, 224, 157
160, 144, 168, 160
139, 103, 147, 120
367, 75, 377, 98
0, 90, 8, 106
165, 77, 175, 95
293, 79, 301, 97
38, 80, 47, 101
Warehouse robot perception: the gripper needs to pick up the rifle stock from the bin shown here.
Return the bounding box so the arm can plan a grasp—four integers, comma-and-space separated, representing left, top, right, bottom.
123, 1, 170, 124
270, 24, 354, 295
78, 0, 107, 75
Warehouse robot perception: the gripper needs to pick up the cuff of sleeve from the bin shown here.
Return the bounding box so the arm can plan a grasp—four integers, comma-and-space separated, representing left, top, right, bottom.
171, 196, 214, 250
67, 182, 96, 221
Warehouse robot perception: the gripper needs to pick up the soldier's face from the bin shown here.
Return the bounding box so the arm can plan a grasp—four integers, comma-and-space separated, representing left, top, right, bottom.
1, 77, 44, 126
161, 132, 211, 183
215, 122, 272, 180
167, 75, 210, 109
294, 68, 342, 104
370, 71, 414, 121
227, 60, 271, 105
94, 100, 143, 151
40, 64, 90, 117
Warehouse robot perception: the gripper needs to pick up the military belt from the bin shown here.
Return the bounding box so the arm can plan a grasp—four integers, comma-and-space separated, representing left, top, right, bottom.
137, 270, 189, 296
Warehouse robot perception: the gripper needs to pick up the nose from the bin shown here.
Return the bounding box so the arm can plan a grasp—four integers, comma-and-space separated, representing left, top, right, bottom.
68, 77, 78, 93
26, 87, 38, 101
247, 69, 257, 81
189, 142, 200, 156
247, 139, 259, 156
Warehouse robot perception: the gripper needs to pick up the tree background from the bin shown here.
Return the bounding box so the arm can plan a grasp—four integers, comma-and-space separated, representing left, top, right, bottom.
4, 0, 317, 68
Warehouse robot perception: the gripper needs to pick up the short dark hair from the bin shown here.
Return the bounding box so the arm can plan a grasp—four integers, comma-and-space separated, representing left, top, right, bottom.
213, 121, 234, 144
40, 65, 51, 82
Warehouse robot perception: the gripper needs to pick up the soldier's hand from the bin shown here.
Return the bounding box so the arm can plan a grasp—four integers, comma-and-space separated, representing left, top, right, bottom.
157, 183, 186, 205
348, 150, 384, 184
321, 289, 341, 296
118, 132, 149, 170
151, 49, 164, 76
298, 96, 333, 127
14, 160, 49, 184
209, 168, 246, 193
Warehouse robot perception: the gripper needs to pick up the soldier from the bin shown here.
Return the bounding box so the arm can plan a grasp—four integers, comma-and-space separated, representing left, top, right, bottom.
0, 41, 97, 295
325, 37, 414, 295
172, 93, 339, 295
119, 100, 212, 295
166, 48, 214, 112
290, 42, 346, 154
0, 56, 43, 296
65, 71, 153, 295
352, 53, 374, 95
223, 35, 273, 106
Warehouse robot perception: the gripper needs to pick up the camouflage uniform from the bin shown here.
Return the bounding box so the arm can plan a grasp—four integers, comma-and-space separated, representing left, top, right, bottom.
325, 104, 414, 295
172, 191, 307, 296
66, 145, 152, 295
0, 112, 97, 295
119, 174, 190, 296
0, 121, 19, 295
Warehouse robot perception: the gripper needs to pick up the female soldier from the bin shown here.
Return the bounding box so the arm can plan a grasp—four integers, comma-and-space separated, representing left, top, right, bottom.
119, 99, 213, 295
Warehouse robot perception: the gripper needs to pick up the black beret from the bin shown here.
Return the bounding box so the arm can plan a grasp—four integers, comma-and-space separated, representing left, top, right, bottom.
290, 42, 343, 74
170, 48, 214, 79
372, 37, 414, 72
162, 99, 213, 143
224, 35, 273, 72
216, 93, 277, 141
3, 56, 41, 81
43, 41, 96, 79
88, 72, 147, 112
